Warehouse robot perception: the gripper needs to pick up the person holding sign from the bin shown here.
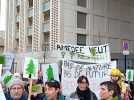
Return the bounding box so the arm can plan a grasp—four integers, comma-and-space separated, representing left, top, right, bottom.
41, 80, 65, 100
70, 75, 97, 100
5, 77, 28, 100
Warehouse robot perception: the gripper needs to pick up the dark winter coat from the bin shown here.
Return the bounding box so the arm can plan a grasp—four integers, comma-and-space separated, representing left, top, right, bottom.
70, 87, 98, 100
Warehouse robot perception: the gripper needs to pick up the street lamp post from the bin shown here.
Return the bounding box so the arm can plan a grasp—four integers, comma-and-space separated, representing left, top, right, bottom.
44, 51, 46, 63
124, 55, 127, 74
122, 40, 129, 74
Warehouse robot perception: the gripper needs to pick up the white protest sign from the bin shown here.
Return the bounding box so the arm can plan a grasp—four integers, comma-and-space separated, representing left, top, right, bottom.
0, 84, 6, 100
42, 63, 59, 83
4, 53, 14, 69
61, 60, 116, 97
126, 69, 134, 81
23, 57, 39, 79
56, 44, 111, 63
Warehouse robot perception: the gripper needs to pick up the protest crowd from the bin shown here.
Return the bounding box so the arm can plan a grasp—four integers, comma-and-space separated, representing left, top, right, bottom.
0, 44, 134, 100
0, 67, 133, 100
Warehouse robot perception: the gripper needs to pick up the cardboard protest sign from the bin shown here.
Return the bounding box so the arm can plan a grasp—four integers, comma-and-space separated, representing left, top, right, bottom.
0, 84, 6, 100
23, 57, 39, 79
42, 63, 59, 83
56, 44, 111, 63
126, 69, 134, 81
61, 60, 116, 97
31, 84, 42, 94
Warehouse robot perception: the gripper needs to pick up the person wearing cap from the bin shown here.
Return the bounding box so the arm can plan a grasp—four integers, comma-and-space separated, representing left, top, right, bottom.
41, 80, 65, 100
70, 75, 98, 100
5, 77, 28, 100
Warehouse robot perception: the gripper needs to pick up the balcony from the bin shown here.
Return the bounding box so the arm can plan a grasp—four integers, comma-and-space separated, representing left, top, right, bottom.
42, 20, 49, 32
16, 0, 20, 6
42, 43, 50, 51
26, 44, 32, 52
27, 26, 32, 36
16, 16, 20, 22
28, 8, 33, 17
15, 31, 19, 39
42, 2, 50, 12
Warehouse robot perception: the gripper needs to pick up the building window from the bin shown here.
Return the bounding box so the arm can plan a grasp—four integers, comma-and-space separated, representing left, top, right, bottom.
28, 0, 33, 8
28, 17, 33, 26
16, 6, 20, 14
77, 34, 86, 46
28, 36, 32, 44
77, 0, 86, 7
16, 22, 19, 31
77, 12, 86, 29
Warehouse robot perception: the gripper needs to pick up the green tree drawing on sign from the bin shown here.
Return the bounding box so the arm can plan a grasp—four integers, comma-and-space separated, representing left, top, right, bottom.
26, 59, 36, 77
47, 64, 54, 81
3, 75, 12, 85
128, 70, 131, 81
90, 48, 96, 57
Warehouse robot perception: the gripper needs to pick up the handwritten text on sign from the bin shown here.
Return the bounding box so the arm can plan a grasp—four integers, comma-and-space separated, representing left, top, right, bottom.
62, 60, 116, 97
57, 44, 111, 63
63, 60, 111, 79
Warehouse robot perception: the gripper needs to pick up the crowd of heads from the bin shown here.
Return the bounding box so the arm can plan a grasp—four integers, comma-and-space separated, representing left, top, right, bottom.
0, 67, 133, 100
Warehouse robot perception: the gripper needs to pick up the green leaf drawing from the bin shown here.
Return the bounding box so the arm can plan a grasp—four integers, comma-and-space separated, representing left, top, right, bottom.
128, 70, 131, 81
3, 75, 12, 85
90, 48, 96, 57
47, 64, 54, 81
26, 59, 36, 77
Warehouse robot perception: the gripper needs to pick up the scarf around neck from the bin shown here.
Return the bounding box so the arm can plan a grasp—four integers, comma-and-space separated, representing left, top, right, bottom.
76, 87, 91, 100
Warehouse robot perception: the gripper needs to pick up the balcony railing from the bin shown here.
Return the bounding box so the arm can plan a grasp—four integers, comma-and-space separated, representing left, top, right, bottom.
16, 16, 20, 22
16, 0, 20, 6
42, 2, 50, 12
26, 44, 32, 52
28, 8, 33, 17
15, 31, 19, 38
27, 26, 32, 35
42, 20, 49, 32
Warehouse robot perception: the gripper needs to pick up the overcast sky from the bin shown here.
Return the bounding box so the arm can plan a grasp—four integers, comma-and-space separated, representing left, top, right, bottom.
0, 0, 6, 31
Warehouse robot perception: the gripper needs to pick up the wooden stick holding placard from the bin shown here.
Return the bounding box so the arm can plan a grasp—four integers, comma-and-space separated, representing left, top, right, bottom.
28, 74, 32, 100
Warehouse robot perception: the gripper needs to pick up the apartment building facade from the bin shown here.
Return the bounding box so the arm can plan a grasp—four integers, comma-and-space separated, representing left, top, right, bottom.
5, 0, 134, 70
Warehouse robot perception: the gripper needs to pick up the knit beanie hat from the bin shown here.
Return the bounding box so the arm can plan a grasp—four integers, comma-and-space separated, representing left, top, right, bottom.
8, 77, 24, 89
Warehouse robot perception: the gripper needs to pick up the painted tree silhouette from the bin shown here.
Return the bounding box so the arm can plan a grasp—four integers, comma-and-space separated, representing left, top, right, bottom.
47, 64, 54, 81
26, 59, 36, 77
